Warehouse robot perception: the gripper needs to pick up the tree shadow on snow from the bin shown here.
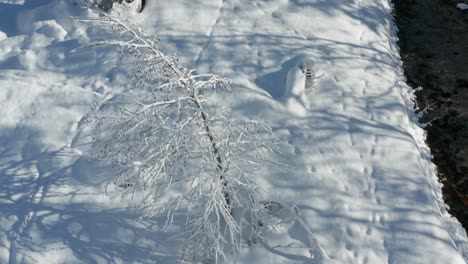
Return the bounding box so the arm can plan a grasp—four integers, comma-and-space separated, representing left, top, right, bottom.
0, 125, 181, 263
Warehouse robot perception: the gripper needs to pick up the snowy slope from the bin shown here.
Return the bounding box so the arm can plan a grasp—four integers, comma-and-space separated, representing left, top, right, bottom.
0, 0, 467, 263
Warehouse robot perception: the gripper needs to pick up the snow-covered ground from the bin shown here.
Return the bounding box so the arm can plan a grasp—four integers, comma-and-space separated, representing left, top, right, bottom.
0, 0, 467, 263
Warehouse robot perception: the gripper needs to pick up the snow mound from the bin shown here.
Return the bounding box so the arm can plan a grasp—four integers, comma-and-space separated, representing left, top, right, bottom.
283, 62, 310, 116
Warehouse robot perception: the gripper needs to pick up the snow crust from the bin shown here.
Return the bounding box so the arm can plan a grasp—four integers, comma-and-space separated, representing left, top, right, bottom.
0, 0, 467, 263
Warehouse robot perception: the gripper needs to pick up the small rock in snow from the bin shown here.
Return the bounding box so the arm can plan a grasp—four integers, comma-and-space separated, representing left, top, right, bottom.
457, 3, 468, 10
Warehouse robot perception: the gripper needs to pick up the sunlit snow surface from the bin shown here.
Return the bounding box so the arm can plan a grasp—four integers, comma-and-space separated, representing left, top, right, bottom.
0, 0, 467, 263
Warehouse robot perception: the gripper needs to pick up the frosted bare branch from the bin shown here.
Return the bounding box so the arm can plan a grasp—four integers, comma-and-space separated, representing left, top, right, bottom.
81, 1, 283, 262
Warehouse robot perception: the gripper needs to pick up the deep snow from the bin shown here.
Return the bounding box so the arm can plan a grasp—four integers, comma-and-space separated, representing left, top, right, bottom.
0, 0, 467, 263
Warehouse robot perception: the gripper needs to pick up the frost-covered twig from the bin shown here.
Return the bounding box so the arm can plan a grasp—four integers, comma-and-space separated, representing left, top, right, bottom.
81, 1, 281, 262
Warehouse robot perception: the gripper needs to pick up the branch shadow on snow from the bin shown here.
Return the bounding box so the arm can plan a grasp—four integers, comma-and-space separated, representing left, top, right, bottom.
0, 0, 56, 37
156, 32, 399, 101
164, 28, 461, 259
1, 0, 461, 262
131, 2, 460, 261
251, 106, 463, 262
288, 0, 392, 36
0, 125, 181, 263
